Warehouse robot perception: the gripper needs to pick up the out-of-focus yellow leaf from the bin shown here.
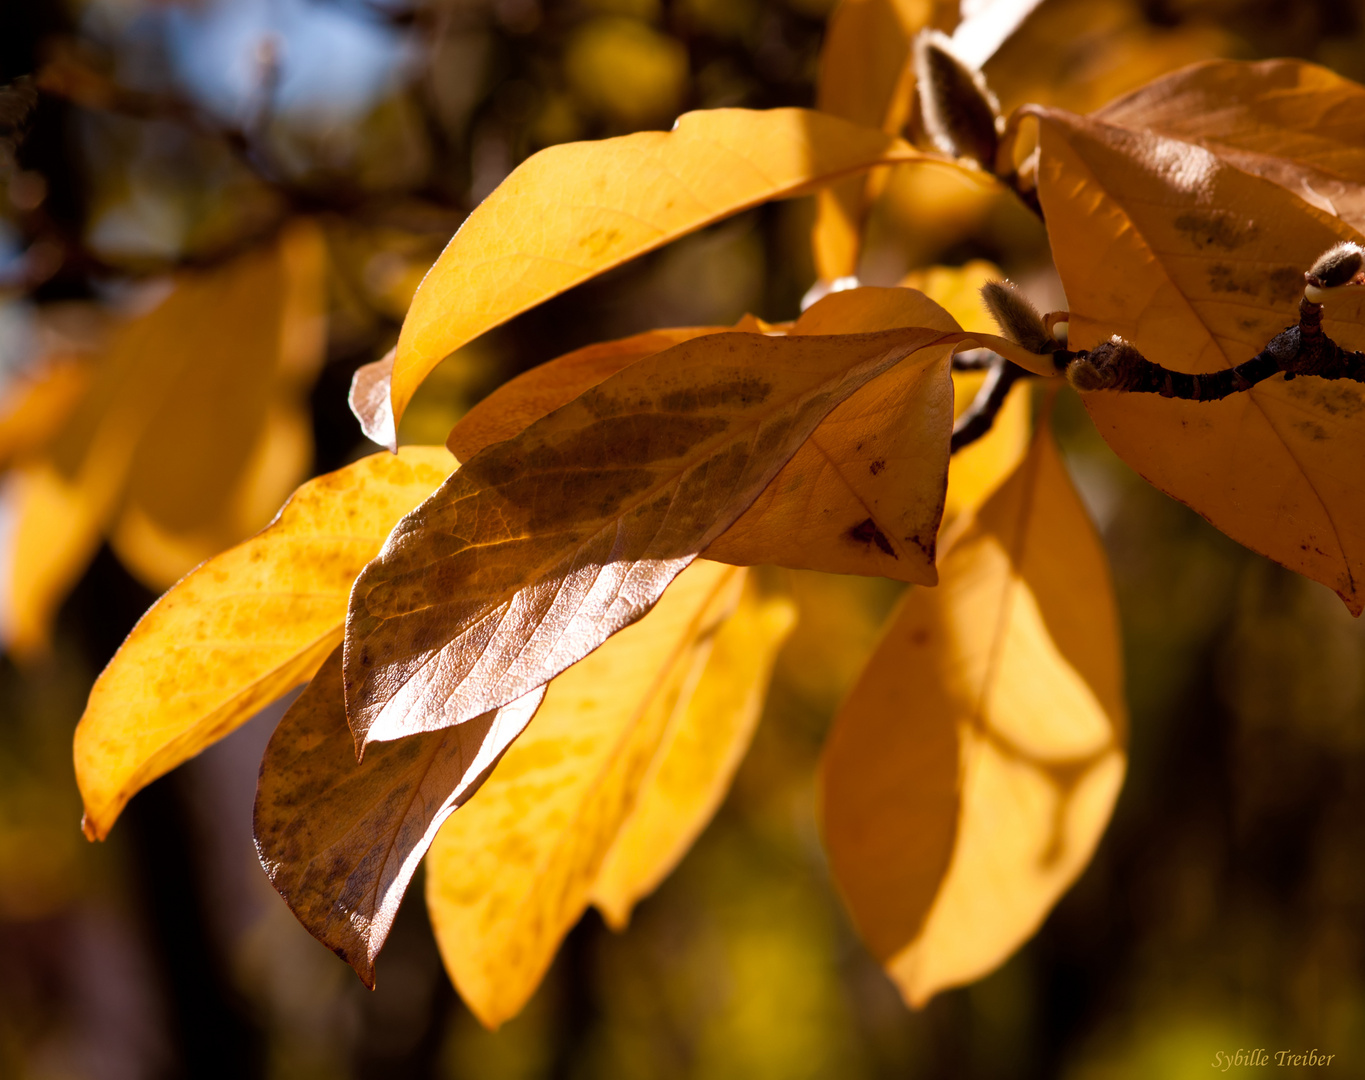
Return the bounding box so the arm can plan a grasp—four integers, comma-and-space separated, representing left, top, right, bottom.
1035, 105, 1365, 613
898, 261, 1032, 524
365, 109, 932, 446
706, 287, 956, 581
820, 423, 1126, 1006
110, 220, 327, 588
811, 0, 955, 278
590, 578, 796, 928
425, 561, 744, 1028
0, 357, 91, 471
254, 646, 545, 988
564, 17, 688, 127
74, 446, 455, 841
345, 326, 952, 749
1096, 59, 1365, 232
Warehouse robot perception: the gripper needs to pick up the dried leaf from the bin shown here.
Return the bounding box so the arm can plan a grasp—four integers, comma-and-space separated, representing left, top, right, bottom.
254, 646, 545, 988
345, 326, 951, 748
1096, 59, 1365, 231
820, 423, 1126, 1006
425, 561, 744, 1028
590, 578, 796, 928
706, 287, 957, 580
1034, 106, 1365, 612
74, 446, 455, 840
364, 109, 929, 446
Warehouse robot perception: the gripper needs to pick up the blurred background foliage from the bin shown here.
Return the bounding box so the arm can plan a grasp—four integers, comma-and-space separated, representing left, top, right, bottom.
3, 0, 1365, 1076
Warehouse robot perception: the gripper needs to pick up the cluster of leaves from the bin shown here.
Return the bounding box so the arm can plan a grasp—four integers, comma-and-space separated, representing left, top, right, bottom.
63, 0, 1365, 1035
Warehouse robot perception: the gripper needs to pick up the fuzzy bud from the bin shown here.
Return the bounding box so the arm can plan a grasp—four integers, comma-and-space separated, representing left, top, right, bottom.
1308, 241, 1365, 288
914, 30, 1001, 170
980, 279, 1052, 354
1066, 335, 1145, 392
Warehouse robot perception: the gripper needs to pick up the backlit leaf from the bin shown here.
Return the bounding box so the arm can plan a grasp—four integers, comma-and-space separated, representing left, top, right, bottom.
345, 325, 951, 748
1034, 106, 1365, 612
1096, 59, 1365, 231
254, 646, 545, 988
425, 560, 744, 1028
820, 422, 1126, 1006
0, 355, 90, 472
590, 578, 796, 929
362, 109, 929, 446
74, 446, 455, 840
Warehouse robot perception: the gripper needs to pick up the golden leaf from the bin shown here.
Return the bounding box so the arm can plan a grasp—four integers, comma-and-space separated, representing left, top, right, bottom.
361, 109, 930, 446
74, 446, 455, 840
1096, 59, 1365, 231
254, 646, 545, 988
820, 423, 1126, 1006
590, 577, 796, 928
425, 560, 744, 1028
345, 326, 952, 748
1034, 105, 1365, 612
0, 356, 90, 472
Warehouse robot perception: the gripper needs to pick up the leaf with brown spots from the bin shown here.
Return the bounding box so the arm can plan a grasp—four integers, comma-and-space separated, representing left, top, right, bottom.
344, 325, 953, 749
254, 646, 545, 989
820, 422, 1126, 1006
1096, 59, 1365, 231
425, 561, 743, 1028
1034, 104, 1365, 612
74, 447, 455, 840
355, 109, 933, 447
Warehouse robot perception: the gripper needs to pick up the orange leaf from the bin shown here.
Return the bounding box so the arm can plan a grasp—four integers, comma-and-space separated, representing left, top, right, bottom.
254, 645, 545, 988
1035, 105, 1365, 612
361, 109, 929, 446
820, 422, 1126, 1005
345, 326, 951, 749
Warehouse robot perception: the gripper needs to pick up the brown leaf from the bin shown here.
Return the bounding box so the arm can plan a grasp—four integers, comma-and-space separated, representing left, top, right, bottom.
345, 326, 950, 749
1034, 105, 1365, 612
254, 646, 545, 988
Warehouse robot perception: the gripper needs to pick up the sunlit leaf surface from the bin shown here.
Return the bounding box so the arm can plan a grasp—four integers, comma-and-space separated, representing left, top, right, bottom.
74, 447, 455, 840
345, 326, 949, 748
821, 423, 1126, 1006
1035, 105, 1365, 612
425, 561, 743, 1028
363, 108, 929, 445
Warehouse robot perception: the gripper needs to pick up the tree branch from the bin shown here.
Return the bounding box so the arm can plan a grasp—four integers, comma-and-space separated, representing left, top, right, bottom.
951, 353, 1031, 452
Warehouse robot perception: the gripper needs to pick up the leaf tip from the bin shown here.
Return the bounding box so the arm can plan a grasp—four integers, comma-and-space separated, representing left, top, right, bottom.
349, 351, 399, 453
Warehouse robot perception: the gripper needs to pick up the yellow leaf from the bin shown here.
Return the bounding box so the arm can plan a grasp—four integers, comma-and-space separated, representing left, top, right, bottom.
74, 446, 455, 841
590, 578, 796, 928
898, 261, 1033, 524
706, 286, 957, 581
811, 0, 953, 278
110, 220, 327, 588
345, 326, 951, 749
1034, 105, 1365, 612
0, 356, 90, 472
820, 423, 1126, 1006
425, 560, 744, 1028
1096, 59, 1365, 231
363, 108, 929, 446
254, 645, 545, 988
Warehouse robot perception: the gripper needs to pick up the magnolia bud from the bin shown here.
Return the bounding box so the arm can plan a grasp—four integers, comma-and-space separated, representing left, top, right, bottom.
914, 30, 1001, 170
980, 279, 1052, 354
1308, 241, 1365, 288
1066, 335, 1145, 392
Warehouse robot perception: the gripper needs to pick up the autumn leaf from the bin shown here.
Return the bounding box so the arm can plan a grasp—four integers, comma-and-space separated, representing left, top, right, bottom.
344, 325, 952, 749
1096, 59, 1365, 231
1034, 105, 1365, 612
357, 108, 932, 446
590, 577, 796, 928
254, 646, 545, 988
820, 420, 1126, 1006
0, 353, 90, 472
811, 0, 952, 279
74, 446, 455, 841
424, 560, 743, 1027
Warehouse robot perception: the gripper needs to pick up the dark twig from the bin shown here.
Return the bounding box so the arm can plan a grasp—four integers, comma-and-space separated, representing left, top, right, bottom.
951, 353, 1031, 451
1062, 295, 1365, 401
